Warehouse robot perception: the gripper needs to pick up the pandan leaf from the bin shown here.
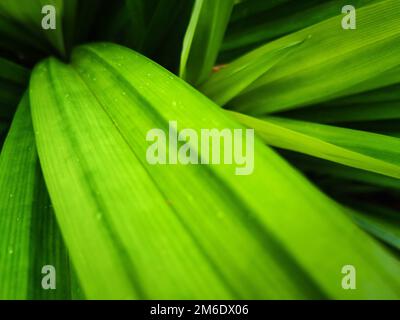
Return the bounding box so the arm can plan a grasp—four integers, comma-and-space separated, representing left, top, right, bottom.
28, 43, 400, 299
222, 0, 375, 57
0, 94, 74, 299
180, 0, 234, 85
200, 39, 303, 106
230, 112, 400, 179
207, 0, 400, 114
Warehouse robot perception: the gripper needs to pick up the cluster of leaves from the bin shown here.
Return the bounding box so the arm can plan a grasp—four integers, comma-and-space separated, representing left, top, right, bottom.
0, 0, 399, 299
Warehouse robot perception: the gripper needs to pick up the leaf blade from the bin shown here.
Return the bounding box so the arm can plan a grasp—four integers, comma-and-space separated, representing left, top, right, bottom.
180, 0, 234, 85
230, 111, 400, 179
0, 94, 73, 299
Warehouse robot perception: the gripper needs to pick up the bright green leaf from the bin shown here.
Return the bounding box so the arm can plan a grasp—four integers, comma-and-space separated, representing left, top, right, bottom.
28, 43, 400, 299
223, 0, 400, 114
230, 111, 400, 179
0, 94, 74, 299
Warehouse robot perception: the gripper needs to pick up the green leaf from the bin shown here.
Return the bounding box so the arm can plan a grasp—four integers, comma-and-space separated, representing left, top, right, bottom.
329, 83, 400, 106
221, 0, 400, 114
277, 151, 400, 249
230, 112, 400, 179
200, 39, 303, 106
180, 0, 234, 85
0, 94, 73, 299
29, 43, 400, 299
222, 0, 375, 57
31, 53, 311, 300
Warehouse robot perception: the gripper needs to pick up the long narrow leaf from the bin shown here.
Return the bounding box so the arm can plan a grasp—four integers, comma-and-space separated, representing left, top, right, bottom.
222, 0, 375, 55
217, 0, 400, 114
180, 0, 234, 85
200, 39, 303, 106
29, 43, 400, 299
230, 111, 400, 179
0, 94, 73, 299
